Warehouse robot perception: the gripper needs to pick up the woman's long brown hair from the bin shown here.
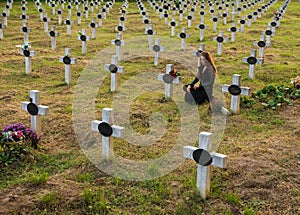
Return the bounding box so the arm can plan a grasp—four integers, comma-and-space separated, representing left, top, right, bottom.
201, 51, 218, 74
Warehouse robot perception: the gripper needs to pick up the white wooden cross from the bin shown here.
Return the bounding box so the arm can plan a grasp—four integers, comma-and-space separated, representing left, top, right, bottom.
57, 9, 63, 25
48, 25, 59, 51
42, 13, 50, 32
179, 9, 184, 21
84, 5, 89, 19
59, 48, 77, 84
90, 18, 99, 39
20, 22, 31, 43
192, 44, 205, 67
222, 11, 228, 25
222, 74, 250, 114
111, 33, 125, 61
231, 8, 236, 22
186, 13, 193, 29
78, 29, 90, 55
104, 55, 124, 92
115, 22, 126, 38
67, 3, 72, 17
253, 11, 258, 22
183, 132, 227, 199
163, 11, 169, 25
157, 64, 181, 98
97, 12, 103, 27
264, 25, 274, 46
247, 13, 253, 27
254, 34, 270, 58
197, 21, 208, 41
91, 108, 125, 161
76, 10, 82, 25
238, 16, 246, 33
38, 6, 43, 21
213, 31, 228, 56
2, 10, 8, 27
227, 22, 240, 42
22, 90, 49, 135
64, 16, 74, 35
242, 49, 263, 80
144, 24, 156, 46
169, 18, 177, 37
20, 11, 29, 23
0, 19, 4, 40
51, 2, 56, 15
199, 10, 205, 22
211, 16, 218, 32
18, 43, 35, 75
177, 28, 190, 50
150, 38, 164, 66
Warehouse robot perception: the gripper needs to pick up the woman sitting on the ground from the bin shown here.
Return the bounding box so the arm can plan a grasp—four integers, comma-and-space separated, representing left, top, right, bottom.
185, 51, 218, 105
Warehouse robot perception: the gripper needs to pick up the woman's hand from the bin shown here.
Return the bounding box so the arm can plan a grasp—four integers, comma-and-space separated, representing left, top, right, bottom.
187, 85, 191, 92
193, 85, 199, 90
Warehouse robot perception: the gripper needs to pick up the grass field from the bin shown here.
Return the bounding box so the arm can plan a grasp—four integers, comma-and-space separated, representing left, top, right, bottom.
0, 0, 299, 214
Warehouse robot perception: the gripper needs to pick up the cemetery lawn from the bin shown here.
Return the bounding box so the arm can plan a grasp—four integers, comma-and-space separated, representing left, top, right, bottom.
0, 0, 299, 214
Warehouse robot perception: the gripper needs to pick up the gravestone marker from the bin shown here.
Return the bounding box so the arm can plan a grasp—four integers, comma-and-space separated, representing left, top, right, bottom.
222, 74, 250, 114
111, 33, 125, 61
22, 90, 49, 135
213, 31, 228, 56
91, 108, 125, 160
20, 22, 31, 43
48, 25, 59, 51
157, 64, 181, 98
64, 16, 74, 35
242, 49, 263, 79
78, 29, 90, 55
150, 38, 164, 66
104, 55, 124, 92
57, 9, 63, 25
90, 18, 99, 39
18, 43, 36, 74
169, 18, 177, 37
254, 34, 270, 58
192, 44, 205, 67
145, 24, 156, 46
183, 132, 227, 199
177, 27, 190, 50
227, 22, 240, 42
197, 21, 208, 41
59, 48, 77, 84
42, 13, 50, 32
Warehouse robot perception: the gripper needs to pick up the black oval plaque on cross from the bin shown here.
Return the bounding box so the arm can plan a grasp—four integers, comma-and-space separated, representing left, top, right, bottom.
115, 39, 121, 46
27, 100, 39, 116
231, 27, 237, 32
63, 56, 71, 65
144, 19, 149, 24
23, 50, 30, 57
97, 14, 102, 19
68, 5, 71, 9
147, 29, 153, 35
80, 35, 87, 41
22, 7, 26, 11
120, 17, 125, 22
216, 36, 224, 43
109, 64, 118, 73
91, 23, 96, 28
39, 9, 43, 13
58, 10, 62, 15
228, 84, 242, 96
77, 12, 81, 17
117, 26, 123, 31
240, 20, 246, 24
98, 122, 113, 137
102, 8, 106, 12
213, 17, 218, 22
248, 15, 253, 19
253, 11, 258, 16
200, 11, 205, 16
22, 27, 28, 33
258, 41, 266, 47
187, 15, 192, 20
170, 21, 176, 26
265, 30, 272, 36
223, 13, 227, 18
210, 9, 215, 13
247, 56, 257, 65
66, 20, 71, 25
164, 13, 168, 18
141, 11, 146, 16
153, 44, 160, 52
199, 24, 205, 29
43, 17, 48, 22
180, 32, 186, 39
162, 74, 175, 84
192, 149, 213, 166
271, 22, 276, 27
49, 30, 56, 37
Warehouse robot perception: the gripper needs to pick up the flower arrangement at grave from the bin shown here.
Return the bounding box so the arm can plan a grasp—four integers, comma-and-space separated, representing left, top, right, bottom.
0, 123, 41, 166
169, 69, 180, 78
77, 30, 82, 36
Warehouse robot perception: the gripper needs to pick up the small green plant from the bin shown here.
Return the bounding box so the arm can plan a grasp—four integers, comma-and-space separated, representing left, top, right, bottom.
83, 188, 109, 214
252, 85, 299, 109
27, 172, 49, 185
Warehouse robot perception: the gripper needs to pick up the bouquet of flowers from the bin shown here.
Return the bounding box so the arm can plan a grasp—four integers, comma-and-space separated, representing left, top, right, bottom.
0, 123, 41, 166
169, 69, 180, 78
